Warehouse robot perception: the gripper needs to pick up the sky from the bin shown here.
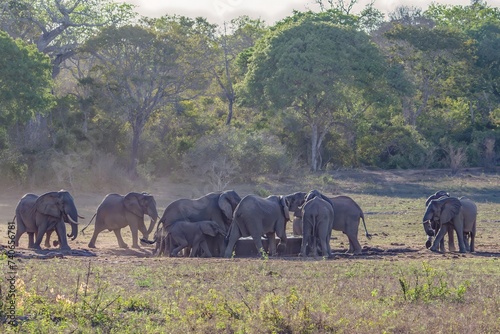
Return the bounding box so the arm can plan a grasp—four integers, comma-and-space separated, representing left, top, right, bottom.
118, 0, 485, 24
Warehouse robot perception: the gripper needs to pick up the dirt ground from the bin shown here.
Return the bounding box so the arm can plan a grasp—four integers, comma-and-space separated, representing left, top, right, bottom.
1, 169, 499, 263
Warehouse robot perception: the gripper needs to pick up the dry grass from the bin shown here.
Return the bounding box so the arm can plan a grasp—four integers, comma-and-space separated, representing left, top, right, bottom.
1, 168, 500, 333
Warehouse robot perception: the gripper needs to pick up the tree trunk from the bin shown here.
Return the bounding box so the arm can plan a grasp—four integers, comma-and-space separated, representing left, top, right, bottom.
310, 124, 319, 171
226, 98, 233, 125
129, 127, 141, 179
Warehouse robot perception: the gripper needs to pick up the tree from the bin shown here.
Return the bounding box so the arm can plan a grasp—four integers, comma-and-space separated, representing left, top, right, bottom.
0, 0, 135, 78
84, 23, 209, 177
213, 17, 266, 125
240, 17, 388, 171
0, 31, 54, 125
380, 14, 472, 127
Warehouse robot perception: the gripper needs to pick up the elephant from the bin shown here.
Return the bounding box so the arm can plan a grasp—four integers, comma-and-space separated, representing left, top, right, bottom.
422, 196, 477, 253
144, 190, 241, 256
167, 220, 226, 257
293, 194, 371, 255
148, 221, 226, 257
224, 191, 306, 258
14, 191, 80, 250
83, 192, 158, 249
300, 195, 334, 258
155, 190, 241, 232
424, 190, 454, 251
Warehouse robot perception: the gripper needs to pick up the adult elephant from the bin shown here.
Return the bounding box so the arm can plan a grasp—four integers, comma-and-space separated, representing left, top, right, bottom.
14, 191, 80, 250
224, 192, 305, 258
424, 190, 454, 251
423, 197, 477, 253
155, 190, 241, 232
83, 192, 158, 249
167, 220, 226, 257
300, 196, 334, 258
294, 194, 371, 255
142, 190, 241, 257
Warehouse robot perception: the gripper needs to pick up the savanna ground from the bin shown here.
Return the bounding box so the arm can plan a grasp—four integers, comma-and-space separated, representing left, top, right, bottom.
1, 168, 499, 333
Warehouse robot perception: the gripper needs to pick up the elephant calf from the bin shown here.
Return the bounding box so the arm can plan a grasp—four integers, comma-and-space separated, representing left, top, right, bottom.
167, 220, 226, 257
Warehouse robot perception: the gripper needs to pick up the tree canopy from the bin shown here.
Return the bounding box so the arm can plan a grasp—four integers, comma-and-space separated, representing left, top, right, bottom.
0, 0, 499, 186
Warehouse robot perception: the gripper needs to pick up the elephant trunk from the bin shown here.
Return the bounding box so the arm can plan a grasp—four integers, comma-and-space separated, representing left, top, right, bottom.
64, 200, 79, 240
146, 217, 157, 235
67, 222, 78, 241
423, 220, 435, 237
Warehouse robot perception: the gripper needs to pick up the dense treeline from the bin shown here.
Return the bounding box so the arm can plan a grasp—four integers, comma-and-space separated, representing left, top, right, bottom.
0, 0, 499, 189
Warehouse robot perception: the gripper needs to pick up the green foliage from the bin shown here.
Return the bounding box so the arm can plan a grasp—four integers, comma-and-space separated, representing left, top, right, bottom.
0, 31, 54, 124
358, 123, 432, 169
398, 262, 470, 303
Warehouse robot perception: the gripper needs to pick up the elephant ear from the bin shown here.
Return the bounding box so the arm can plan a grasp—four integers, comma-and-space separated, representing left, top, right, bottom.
201, 222, 219, 237
440, 197, 461, 224
124, 193, 143, 218
36, 192, 62, 218
218, 194, 233, 221
280, 196, 290, 220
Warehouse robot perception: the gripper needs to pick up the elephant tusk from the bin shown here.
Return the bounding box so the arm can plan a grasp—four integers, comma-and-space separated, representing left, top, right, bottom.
78, 214, 85, 219
67, 215, 80, 225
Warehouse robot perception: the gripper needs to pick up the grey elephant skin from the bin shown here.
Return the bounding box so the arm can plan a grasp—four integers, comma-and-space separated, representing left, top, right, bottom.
424, 190, 454, 251
224, 192, 305, 258
15, 191, 80, 250
156, 190, 241, 233
300, 196, 334, 257
167, 220, 226, 257
423, 196, 477, 253
294, 195, 371, 255
83, 192, 158, 249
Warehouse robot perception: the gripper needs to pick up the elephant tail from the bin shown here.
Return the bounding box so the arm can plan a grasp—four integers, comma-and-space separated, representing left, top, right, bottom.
360, 213, 372, 240
81, 213, 97, 235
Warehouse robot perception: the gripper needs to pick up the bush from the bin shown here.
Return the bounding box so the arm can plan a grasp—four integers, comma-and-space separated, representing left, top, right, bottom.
183, 129, 297, 185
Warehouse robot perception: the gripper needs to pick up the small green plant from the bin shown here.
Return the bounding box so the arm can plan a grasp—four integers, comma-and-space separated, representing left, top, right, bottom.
259, 248, 269, 260
137, 278, 153, 288
398, 262, 470, 303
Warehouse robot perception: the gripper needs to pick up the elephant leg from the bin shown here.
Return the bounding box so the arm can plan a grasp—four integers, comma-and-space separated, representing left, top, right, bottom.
463, 233, 470, 252
346, 234, 362, 255
170, 240, 188, 257
54, 221, 71, 251
469, 231, 475, 253
129, 222, 141, 249
447, 226, 456, 252
266, 232, 277, 256
196, 239, 212, 258
300, 232, 309, 257
224, 225, 241, 258
319, 233, 330, 258
439, 237, 445, 252
28, 232, 35, 248
112, 229, 129, 248
45, 230, 53, 248
88, 222, 107, 248
33, 224, 49, 250
454, 224, 467, 253
250, 232, 266, 256
430, 224, 449, 253
275, 226, 287, 255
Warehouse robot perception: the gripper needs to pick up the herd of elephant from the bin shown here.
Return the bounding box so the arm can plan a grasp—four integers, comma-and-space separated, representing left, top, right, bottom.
12, 188, 477, 258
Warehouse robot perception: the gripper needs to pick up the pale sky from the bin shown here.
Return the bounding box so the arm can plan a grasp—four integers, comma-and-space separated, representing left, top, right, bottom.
117, 0, 493, 24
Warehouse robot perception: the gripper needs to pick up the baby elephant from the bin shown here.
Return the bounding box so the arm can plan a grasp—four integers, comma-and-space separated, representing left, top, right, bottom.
169, 220, 226, 257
